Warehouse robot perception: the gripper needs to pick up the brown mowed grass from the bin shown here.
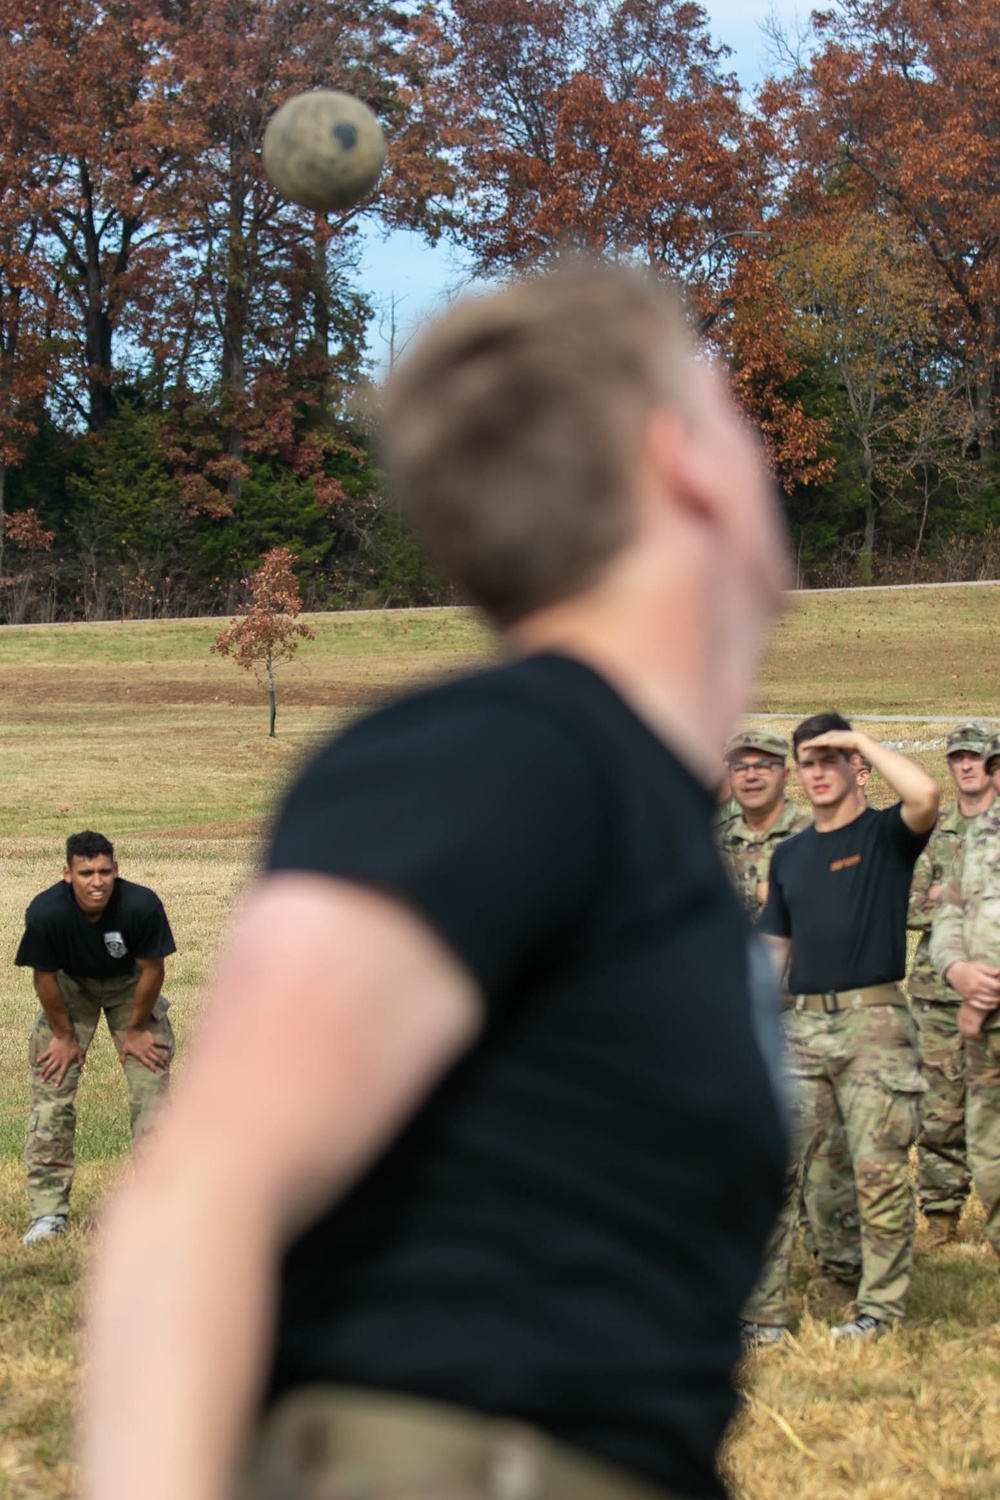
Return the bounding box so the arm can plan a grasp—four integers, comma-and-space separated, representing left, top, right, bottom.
0, 1162, 116, 1500
722, 1208, 1000, 1498
759, 586, 1000, 717
2, 595, 1000, 1497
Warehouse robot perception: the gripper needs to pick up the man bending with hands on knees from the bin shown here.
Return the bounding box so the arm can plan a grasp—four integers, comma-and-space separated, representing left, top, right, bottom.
83, 265, 790, 1500
745, 714, 938, 1343
16, 830, 175, 1246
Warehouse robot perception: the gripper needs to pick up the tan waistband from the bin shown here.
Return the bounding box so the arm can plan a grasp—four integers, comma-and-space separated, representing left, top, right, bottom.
783, 983, 904, 1014
238, 1387, 686, 1500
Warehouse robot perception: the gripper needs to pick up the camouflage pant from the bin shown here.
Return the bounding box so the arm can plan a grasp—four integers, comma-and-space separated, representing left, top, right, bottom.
25, 970, 174, 1218
966, 1026, 1000, 1260
801, 1113, 862, 1283
912, 999, 971, 1216
744, 1002, 924, 1326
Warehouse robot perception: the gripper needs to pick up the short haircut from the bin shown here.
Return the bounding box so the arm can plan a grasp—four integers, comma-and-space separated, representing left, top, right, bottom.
383, 262, 691, 626
793, 711, 852, 760
66, 830, 114, 864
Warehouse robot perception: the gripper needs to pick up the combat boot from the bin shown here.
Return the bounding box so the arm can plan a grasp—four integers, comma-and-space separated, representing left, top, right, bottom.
23, 1214, 68, 1247
830, 1313, 891, 1342
739, 1320, 788, 1354
920, 1210, 961, 1251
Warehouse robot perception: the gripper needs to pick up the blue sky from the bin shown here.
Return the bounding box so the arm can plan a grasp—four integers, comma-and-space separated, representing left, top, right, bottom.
357, 0, 813, 368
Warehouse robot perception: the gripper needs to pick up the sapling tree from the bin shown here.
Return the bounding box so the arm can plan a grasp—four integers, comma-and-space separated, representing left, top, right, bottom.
213, 547, 314, 736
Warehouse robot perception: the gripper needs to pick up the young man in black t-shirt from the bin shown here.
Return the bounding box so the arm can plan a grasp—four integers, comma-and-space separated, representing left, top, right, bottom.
84, 266, 792, 1500
749, 713, 938, 1343
15, 830, 176, 1245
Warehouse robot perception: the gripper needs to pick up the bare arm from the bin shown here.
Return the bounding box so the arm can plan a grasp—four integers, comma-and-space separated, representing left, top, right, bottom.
81, 874, 482, 1500
118, 956, 170, 1073
802, 731, 940, 833
762, 934, 792, 986
33, 969, 84, 1085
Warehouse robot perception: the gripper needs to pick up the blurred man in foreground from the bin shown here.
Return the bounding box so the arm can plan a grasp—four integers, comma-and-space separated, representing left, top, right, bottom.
83, 265, 790, 1500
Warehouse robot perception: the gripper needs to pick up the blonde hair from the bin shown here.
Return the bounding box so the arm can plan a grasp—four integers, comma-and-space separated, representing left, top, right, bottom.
383, 262, 690, 626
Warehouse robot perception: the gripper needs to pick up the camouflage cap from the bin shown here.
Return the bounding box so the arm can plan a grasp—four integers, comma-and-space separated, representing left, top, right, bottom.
984, 732, 1000, 771
946, 720, 995, 756
723, 728, 790, 763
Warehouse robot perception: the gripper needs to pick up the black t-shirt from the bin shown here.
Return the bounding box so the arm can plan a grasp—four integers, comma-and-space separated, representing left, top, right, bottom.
759, 804, 930, 994
264, 653, 787, 1500
15, 877, 176, 979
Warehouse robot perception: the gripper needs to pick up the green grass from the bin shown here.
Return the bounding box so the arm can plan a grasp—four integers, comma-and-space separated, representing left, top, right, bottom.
1, 590, 999, 1497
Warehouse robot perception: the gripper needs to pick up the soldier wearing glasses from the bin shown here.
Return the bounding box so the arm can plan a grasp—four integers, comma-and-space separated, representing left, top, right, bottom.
716, 730, 810, 920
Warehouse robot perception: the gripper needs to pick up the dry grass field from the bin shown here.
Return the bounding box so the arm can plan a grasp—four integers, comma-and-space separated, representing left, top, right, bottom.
1, 587, 999, 1498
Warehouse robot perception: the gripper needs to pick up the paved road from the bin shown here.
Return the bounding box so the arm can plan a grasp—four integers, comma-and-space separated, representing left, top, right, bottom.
755, 713, 990, 724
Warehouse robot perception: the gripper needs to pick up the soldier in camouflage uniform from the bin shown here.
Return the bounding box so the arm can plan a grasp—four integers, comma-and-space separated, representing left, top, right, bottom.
715, 730, 862, 1298
931, 731, 1000, 1262
907, 721, 996, 1248
15, 831, 176, 1246
715, 729, 810, 920
747, 713, 939, 1343
711, 760, 740, 837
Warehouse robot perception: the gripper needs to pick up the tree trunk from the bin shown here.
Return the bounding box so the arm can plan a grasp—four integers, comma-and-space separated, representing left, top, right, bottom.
79, 160, 115, 430
310, 223, 332, 423
858, 444, 875, 585
0, 457, 6, 582
267, 649, 276, 737
910, 466, 931, 582
221, 144, 249, 510
972, 303, 999, 456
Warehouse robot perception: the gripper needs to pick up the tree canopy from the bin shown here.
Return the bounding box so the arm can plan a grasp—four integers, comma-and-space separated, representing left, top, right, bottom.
0, 0, 996, 620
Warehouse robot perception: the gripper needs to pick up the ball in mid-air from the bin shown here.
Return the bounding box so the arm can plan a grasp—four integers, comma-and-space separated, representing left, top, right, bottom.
263, 90, 386, 213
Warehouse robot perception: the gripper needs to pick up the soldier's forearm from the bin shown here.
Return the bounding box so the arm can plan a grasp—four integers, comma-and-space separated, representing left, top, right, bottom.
126, 963, 164, 1031
33, 971, 74, 1039
931, 921, 970, 987
853, 733, 939, 829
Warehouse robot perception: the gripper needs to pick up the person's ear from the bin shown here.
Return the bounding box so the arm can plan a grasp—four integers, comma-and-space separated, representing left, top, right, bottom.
644, 407, 720, 525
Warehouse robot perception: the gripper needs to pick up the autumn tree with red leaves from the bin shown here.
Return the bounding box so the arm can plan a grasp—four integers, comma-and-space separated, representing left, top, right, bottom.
783, 0, 1000, 458
0, 204, 59, 568
0, 0, 196, 431
213, 547, 315, 736
0, 506, 55, 624
0, 0, 996, 607
432, 0, 832, 492
156, 0, 459, 518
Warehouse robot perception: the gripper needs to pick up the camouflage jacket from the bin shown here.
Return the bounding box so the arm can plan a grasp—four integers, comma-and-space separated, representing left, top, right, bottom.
930, 805, 1000, 1021
711, 794, 740, 835
715, 798, 811, 923
907, 803, 984, 1002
